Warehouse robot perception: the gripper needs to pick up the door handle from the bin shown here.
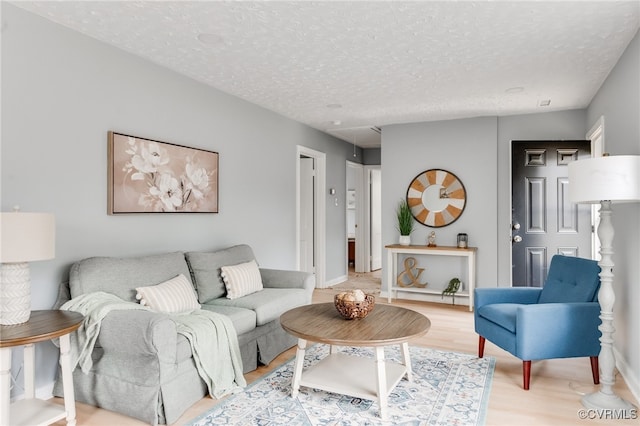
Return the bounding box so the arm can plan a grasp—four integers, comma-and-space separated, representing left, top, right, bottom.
512, 235, 522, 243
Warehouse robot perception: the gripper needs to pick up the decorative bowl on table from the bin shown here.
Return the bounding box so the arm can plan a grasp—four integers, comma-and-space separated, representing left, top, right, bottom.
334, 289, 375, 320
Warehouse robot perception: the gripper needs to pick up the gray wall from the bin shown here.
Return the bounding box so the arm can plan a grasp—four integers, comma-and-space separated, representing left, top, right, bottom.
363, 148, 381, 165
1, 4, 357, 396
587, 30, 640, 396
382, 117, 499, 291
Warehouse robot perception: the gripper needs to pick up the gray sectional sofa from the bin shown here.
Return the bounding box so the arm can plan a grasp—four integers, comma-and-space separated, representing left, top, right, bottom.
52, 244, 315, 425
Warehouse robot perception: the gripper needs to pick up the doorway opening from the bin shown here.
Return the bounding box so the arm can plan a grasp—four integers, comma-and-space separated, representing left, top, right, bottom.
296, 146, 326, 288
346, 162, 381, 274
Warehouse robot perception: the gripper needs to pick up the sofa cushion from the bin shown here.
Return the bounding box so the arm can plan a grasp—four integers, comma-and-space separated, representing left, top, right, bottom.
221, 260, 263, 299
200, 305, 257, 335
206, 288, 308, 326
69, 252, 193, 302
477, 303, 518, 333
135, 274, 200, 313
185, 245, 257, 304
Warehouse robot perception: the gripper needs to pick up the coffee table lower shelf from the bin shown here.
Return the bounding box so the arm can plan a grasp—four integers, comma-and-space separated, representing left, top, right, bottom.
298, 352, 407, 405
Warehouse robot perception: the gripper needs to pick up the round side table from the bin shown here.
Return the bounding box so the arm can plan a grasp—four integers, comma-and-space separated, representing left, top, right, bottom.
0, 310, 83, 426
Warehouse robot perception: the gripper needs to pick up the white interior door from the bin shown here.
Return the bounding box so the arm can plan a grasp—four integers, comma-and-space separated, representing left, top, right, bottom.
299, 156, 314, 274
370, 168, 382, 270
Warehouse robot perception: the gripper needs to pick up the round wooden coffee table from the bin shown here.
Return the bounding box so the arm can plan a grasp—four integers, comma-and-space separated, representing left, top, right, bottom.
280, 303, 430, 420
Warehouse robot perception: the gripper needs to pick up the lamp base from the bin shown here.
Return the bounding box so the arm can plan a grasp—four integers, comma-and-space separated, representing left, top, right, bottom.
582, 390, 637, 417
0, 262, 31, 325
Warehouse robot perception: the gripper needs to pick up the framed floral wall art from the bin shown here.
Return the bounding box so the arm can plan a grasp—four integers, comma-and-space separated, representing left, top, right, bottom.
108, 132, 219, 214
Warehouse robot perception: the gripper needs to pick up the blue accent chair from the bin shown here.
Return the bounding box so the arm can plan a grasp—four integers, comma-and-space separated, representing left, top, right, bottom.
474, 255, 601, 389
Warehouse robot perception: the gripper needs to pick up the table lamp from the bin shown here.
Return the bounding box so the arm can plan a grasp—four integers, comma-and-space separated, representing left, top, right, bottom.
568, 154, 639, 413
0, 209, 55, 325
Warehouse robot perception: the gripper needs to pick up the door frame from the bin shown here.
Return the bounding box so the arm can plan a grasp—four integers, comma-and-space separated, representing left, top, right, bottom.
296, 145, 326, 288
346, 161, 365, 272
364, 165, 382, 272
586, 116, 605, 259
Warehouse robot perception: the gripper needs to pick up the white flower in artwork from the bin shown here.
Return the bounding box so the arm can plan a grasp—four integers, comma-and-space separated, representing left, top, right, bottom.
121, 137, 215, 212
130, 142, 170, 179
150, 173, 183, 211
184, 161, 210, 200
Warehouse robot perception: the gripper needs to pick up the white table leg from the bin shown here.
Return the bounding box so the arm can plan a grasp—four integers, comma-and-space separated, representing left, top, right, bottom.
291, 338, 307, 398
0, 348, 11, 426
468, 251, 476, 311
375, 346, 388, 420
387, 251, 395, 303
329, 345, 337, 355
24, 344, 35, 399
400, 342, 413, 382
59, 334, 77, 426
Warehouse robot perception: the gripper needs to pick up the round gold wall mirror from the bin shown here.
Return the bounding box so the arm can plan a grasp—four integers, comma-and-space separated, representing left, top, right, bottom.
406, 169, 466, 227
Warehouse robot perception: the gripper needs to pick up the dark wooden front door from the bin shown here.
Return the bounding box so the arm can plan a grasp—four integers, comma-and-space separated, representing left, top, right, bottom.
511, 141, 592, 287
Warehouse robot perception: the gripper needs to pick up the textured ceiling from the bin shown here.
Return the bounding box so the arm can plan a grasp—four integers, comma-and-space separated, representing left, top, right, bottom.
10, 1, 640, 147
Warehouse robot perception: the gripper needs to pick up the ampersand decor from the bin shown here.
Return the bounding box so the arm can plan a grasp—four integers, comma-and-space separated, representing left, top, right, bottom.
397, 257, 427, 288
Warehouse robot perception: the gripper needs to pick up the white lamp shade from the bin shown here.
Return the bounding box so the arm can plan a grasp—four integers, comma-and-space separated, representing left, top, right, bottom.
0, 212, 55, 262
568, 155, 640, 204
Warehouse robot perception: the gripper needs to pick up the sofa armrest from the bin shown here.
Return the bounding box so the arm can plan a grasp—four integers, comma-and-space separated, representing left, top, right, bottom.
516, 302, 601, 360
260, 268, 315, 292
474, 287, 541, 310
98, 310, 178, 365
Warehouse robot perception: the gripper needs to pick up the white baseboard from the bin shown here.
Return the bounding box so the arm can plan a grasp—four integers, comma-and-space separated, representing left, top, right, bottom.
323, 275, 348, 288
614, 347, 640, 405
381, 290, 471, 309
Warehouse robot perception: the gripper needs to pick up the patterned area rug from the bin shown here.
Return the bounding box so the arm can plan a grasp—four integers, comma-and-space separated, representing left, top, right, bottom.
186, 345, 494, 426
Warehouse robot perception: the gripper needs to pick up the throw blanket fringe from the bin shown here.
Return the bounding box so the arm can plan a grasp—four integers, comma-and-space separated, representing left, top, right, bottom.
60, 292, 246, 398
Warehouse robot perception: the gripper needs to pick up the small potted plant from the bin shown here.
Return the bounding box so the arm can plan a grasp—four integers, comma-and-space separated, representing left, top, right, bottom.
396, 199, 414, 245
442, 277, 462, 304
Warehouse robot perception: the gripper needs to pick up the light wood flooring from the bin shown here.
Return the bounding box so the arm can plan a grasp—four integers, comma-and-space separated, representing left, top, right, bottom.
53, 270, 638, 425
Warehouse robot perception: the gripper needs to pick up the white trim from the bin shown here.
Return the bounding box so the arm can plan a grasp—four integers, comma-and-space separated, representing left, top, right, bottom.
296, 146, 326, 288
346, 161, 365, 272
614, 347, 640, 408
364, 165, 382, 272
587, 116, 605, 157
586, 117, 605, 260
325, 274, 349, 287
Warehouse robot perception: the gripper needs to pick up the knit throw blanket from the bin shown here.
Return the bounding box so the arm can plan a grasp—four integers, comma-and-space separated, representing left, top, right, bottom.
60, 292, 246, 398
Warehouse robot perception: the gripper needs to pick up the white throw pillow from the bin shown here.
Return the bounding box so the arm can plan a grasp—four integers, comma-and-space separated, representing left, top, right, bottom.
135, 274, 200, 313
220, 260, 263, 299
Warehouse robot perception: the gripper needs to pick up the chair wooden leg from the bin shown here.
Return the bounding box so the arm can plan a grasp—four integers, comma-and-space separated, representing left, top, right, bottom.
523, 361, 531, 390
590, 356, 600, 384
478, 336, 485, 358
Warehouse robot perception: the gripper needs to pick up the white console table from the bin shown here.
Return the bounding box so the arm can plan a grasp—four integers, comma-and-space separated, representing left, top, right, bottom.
386, 245, 477, 311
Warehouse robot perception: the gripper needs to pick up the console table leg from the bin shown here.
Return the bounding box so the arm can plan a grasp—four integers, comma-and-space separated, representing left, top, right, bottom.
375, 346, 388, 420
291, 338, 307, 398
59, 335, 77, 426
0, 348, 11, 426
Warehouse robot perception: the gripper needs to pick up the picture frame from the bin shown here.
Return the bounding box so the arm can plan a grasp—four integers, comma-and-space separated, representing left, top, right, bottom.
108, 131, 219, 214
